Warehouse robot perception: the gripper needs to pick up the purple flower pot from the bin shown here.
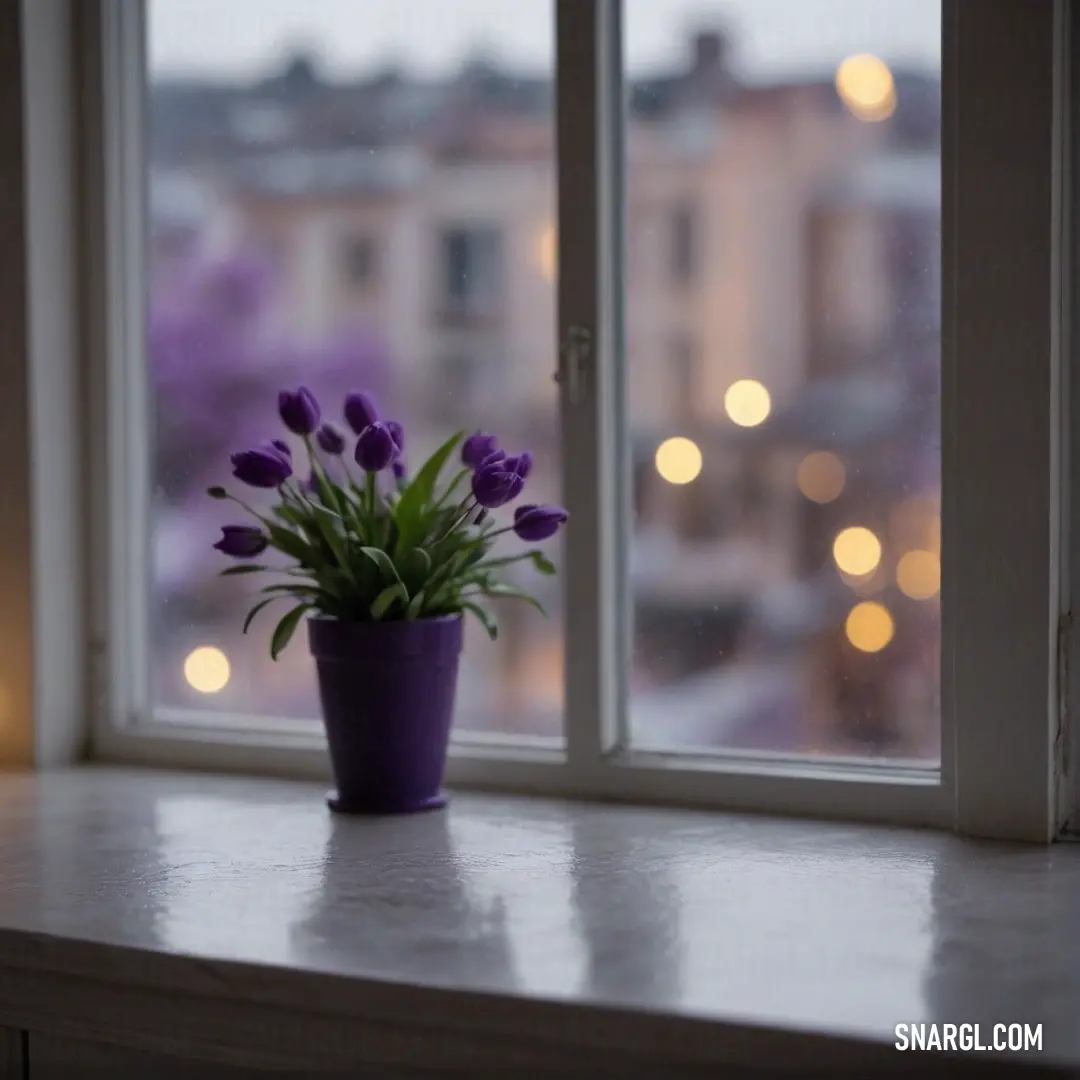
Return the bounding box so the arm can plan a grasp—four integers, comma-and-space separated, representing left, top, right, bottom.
308, 614, 463, 815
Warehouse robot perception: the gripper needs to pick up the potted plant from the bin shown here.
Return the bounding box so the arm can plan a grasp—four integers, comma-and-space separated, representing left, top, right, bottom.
207, 386, 568, 815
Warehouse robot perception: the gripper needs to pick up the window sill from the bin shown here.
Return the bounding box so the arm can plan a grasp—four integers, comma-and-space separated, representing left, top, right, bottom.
0, 766, 1074, 1076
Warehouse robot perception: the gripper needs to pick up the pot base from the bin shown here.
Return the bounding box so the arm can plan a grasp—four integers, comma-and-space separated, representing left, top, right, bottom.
325, 790, 448, 815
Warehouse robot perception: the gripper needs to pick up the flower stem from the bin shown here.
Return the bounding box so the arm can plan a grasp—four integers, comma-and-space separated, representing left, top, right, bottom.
227, 494, 274, 529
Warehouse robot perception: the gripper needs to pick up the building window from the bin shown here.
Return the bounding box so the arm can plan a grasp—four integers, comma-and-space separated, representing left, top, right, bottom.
669, 202, 697, 286
341, 235, 377, 287
439, 225, 503, 316
669, 334, 697, 420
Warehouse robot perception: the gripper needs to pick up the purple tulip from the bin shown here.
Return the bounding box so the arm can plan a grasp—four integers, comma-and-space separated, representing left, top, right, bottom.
354, 421, 397, 472
278, 386, 321, 436
513, 504, 568, 542
504, 451, 534, 480
392, 459, 407, 481
344, 391, 380, 434
480, 449, 506, 469
213, 525, 269, 558
271, 439, 292, 459
315, 421, 347, 456
506, 472, 526, 501
386, 420, 405, 455
472, 460, 519, 508
231, 443, 293, 488
463, 432, 499, 469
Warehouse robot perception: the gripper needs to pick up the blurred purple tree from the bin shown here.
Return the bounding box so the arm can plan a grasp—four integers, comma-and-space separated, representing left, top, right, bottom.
148, 245, 393, 624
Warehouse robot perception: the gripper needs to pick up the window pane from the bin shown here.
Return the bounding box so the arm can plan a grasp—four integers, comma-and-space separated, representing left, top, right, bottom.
147, 1, 560, 736
625, 2, 941, 760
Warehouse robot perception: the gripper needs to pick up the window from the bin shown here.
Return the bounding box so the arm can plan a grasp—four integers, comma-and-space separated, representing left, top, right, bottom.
438, 225, 504, 319
137, 0, 561, 740
58, 0, 1067, 841
669, 202, 697, 286
341, 235, 377, 288
668, 334, 697, 420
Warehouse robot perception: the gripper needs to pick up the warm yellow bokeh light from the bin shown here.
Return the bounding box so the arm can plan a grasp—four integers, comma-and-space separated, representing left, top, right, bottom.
842, 566, 886, 596
845, 601, 895, 653
797, 451, 846, 504
896, 549, 940, 600
724, 379, 771, 428
890, 495, 939, 552
184, 646, 231, 694
832, 526, 882, 576
655, 436, 703, 485
538, 224, 557, 282
835, 54, 896, 121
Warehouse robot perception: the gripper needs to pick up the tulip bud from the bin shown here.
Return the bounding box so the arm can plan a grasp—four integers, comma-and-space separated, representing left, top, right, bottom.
505, 450, 534, 480
471, 460, 517, 508
278, 387, 321, 436
344, 391, 380, 435
231, 444, 293, 488
354, 421, 397, 473
213, 525, 269, 558
386, 420, 405, 455
271, 439, 292, 459
512, 504, 568, 542
462, 431, 499, 469
315, 422, 347, 456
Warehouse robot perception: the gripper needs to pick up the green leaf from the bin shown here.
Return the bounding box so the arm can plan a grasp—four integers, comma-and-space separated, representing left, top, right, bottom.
243, 595, 285, 635
400, 546, 432, 590
434, 467, 471, 509
371, 583, 408, 620
220, 564, 270, 577
406, 589, 426, 620
260, 582, 323, 599
206, 486, 227, 499
462, 601, 498, 641
267, 524, 320, 565
309, 502, 350, 571
529, 551, 557, 575
270, 604, 311, 661
474, 584, 547, 616
360, 546, 405, 589
393, 431, 464, 554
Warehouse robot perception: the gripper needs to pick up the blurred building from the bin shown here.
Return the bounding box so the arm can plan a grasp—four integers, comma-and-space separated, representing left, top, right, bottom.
149, 31, 941, 755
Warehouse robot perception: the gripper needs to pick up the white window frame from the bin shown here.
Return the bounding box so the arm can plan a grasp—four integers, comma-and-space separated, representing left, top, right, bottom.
0, 0, 1066, 841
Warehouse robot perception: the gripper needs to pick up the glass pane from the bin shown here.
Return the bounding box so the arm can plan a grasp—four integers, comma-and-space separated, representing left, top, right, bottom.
625, 1, 941, 760
147, 1, 561, 736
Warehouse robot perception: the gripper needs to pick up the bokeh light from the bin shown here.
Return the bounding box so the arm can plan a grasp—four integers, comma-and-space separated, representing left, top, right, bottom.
832, 526, 882, 576
890, 495, 939, 552
836, 54, 896, 122
896, 549, 940, 600
724, 379, 771, 427
797, 451, 846, 503
655, 436, 703, 484
538, 223, 557, 282
845, 601, 895, 653
184, 646, 231, 694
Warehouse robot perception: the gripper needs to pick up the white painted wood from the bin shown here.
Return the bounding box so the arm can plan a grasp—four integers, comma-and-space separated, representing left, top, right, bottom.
0, 766, 1070, 1076
0, 0, 86, 771
945, 0, 1067, 841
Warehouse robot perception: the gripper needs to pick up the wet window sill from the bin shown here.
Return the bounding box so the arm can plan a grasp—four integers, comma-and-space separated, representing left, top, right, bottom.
0, 766, 1075, 1076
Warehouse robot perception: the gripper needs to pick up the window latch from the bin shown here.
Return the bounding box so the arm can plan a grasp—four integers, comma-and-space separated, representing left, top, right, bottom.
555, 324, 592, 405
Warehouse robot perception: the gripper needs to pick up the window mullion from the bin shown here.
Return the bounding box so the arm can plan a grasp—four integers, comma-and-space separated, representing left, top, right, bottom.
946, 0, 1066, 841
557, 0, 629, 775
